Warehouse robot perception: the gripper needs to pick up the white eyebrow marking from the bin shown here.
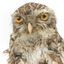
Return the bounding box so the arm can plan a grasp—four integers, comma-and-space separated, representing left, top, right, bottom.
34, 9, 48, 16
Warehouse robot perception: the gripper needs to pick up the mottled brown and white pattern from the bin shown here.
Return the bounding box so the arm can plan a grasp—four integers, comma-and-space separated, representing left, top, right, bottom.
5, 2, 64, 64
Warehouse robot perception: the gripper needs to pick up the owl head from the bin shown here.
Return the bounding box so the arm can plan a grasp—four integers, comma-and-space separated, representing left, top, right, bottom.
12, 2, 56, 34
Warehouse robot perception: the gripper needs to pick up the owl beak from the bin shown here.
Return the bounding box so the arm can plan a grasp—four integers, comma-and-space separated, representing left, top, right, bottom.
28, 23, 33, 34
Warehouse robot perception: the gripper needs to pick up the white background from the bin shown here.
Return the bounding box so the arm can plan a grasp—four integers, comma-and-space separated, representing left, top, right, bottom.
0, 0, 64, 64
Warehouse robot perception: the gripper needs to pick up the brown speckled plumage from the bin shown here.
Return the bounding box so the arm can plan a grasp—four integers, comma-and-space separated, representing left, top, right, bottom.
5, 2, 64, 64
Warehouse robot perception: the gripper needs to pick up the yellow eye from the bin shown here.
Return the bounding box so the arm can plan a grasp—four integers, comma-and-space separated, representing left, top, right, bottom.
41, 13, 48, 21
16, 16, 23, 23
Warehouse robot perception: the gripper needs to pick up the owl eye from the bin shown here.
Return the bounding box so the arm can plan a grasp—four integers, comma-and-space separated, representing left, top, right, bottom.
16, 16, 23, 23
41, 13, 48, 21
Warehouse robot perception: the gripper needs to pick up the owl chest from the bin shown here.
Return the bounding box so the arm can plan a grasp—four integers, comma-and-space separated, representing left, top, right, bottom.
12, 30, 56, 64
15, 34, 44, 64
21, 47, 43, 64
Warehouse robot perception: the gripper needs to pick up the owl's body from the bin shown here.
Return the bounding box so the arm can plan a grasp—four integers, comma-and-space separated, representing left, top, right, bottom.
7, 2, 64, 64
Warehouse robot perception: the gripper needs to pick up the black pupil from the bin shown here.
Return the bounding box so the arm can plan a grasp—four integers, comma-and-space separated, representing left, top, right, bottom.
17, 17, 21, 20
43, 14, 46, 18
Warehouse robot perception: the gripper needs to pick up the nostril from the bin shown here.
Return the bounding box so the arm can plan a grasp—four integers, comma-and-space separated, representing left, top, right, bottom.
13, 51, 22, 58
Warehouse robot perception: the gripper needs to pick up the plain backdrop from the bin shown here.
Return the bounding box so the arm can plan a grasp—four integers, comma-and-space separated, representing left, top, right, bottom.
0, 0, 64, 64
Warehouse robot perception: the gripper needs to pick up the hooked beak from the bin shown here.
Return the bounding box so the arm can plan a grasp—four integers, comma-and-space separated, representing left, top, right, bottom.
28, 23, 33, 34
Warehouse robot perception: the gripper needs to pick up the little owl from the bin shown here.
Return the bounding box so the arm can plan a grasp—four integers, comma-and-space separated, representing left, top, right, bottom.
5, 2, 64, 64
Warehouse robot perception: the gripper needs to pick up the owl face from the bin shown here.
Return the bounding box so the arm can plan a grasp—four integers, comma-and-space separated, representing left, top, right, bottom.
12, 2, 56, 34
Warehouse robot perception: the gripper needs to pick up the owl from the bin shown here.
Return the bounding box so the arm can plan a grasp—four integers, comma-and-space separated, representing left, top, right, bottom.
6, 2, 64, 64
